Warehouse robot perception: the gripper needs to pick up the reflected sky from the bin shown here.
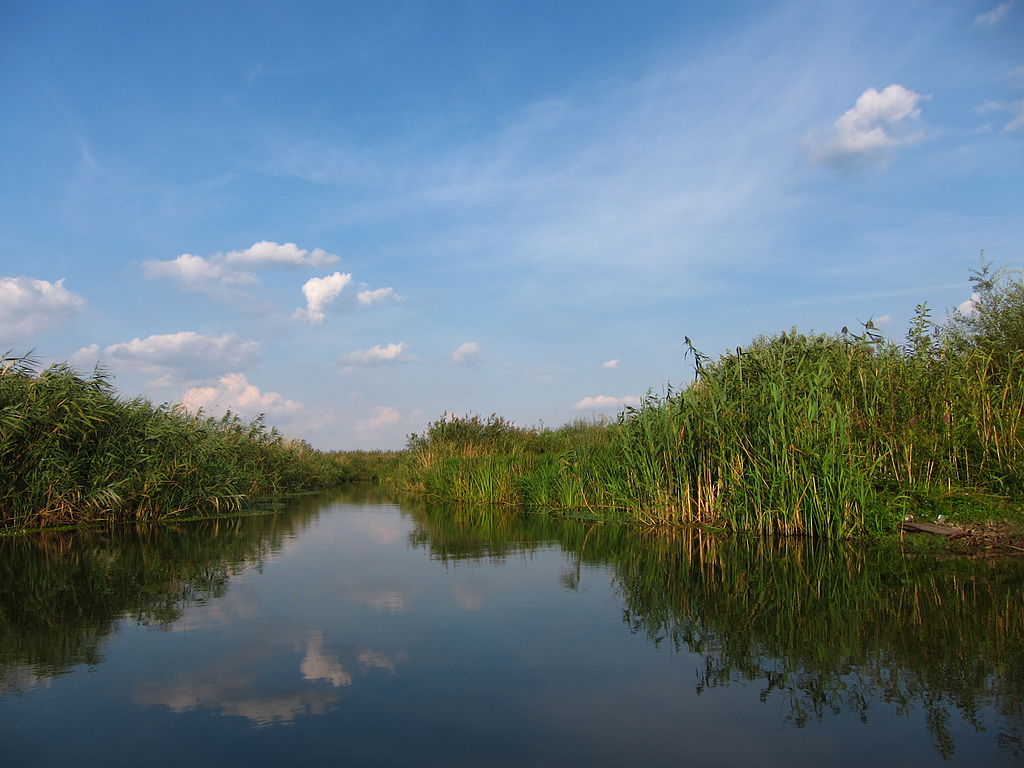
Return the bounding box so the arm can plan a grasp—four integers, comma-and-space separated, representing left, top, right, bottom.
1, 489, 1021, 766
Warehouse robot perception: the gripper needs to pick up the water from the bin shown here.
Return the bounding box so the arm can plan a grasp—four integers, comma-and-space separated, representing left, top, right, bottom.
1, 485, 1021, 766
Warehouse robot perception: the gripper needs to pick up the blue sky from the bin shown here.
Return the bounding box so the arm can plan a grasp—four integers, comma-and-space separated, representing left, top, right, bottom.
2, 0, 1022, 449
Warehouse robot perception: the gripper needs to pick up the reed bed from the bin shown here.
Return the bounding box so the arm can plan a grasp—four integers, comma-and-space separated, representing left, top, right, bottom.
0, 356, 347, 530
389, 262, 1024, 537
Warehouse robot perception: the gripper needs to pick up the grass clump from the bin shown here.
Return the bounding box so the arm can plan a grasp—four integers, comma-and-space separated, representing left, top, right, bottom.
0, 356, 347, 530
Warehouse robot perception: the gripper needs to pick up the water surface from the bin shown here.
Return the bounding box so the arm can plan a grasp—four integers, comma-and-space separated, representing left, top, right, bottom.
1, 486, 1021, 766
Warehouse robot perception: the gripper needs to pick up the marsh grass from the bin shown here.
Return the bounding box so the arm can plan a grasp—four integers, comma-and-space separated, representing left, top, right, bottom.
0, 356, 347, 530
389, 262, 1024, 537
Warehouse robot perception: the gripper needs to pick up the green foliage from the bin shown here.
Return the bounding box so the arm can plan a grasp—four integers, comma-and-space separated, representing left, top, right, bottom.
326, 449, 403, 481
387, 261, 1024, 538
0, 356, 347, 529
944, 254, 1024, 364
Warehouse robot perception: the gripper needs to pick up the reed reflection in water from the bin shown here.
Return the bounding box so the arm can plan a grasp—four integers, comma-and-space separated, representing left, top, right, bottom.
0, 487, 1020, 765
406, 501, 1024, 761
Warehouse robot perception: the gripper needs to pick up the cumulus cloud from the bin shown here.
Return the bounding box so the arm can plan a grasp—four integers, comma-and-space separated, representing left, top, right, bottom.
142, 253, 257, 289
98, 332, 259, 377
451, 341, 482, 366
974, 1, 1015, 28
295, 272, 353, 324
357, 406, 401, 432
181, 372, 301, 416
0, 277, 85, 339
223, 241, 339, 268
808, 84, 926, 169
341, 342, 412, 368
571, 394, 641, 410
68, 343, 101, 367
601, 359, 620, 369
143, 241, 340, 291
958, 292, 982, 316
356, 287, 398, 306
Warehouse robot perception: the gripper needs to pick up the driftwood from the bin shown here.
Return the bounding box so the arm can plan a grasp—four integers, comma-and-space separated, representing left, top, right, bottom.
900, 521, 969, 539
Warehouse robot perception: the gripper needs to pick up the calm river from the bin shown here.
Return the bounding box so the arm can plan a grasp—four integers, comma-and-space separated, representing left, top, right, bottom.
1, 485, 1021, 766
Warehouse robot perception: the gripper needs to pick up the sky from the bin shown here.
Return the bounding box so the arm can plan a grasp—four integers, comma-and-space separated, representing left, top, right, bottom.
1, 0, 1022, 450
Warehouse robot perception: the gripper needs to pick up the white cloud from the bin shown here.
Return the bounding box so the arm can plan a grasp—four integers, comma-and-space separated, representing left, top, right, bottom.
875, 315, 892, 326
70, 332, 259, 386
601, 359, 620, 369
69, 343, 101, 367
223, 241, 339, 268
0, 276, 85, 339
1007, 103, 1024, 132
571, 394, 641, 410
808, 84, 926, 169
974, 1, 1015, 28
958, 292, 981, 316
102, 332, 259, 375
978, 99, 1024, 132
358, 650, 399, 672
357, 406, 401, 432
341, 342, 412, 367
143, 241, 340, 291
142, 253, 256, 290
356, 287, 398, 306
300, 632, 351, 688
295, 272, 353, 324
181, 372, 301, 416
451, 341, 482, 366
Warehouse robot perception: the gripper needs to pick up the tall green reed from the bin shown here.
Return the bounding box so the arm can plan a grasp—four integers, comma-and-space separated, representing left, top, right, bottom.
388, 267, 1024, 537
0, 356, 347, 529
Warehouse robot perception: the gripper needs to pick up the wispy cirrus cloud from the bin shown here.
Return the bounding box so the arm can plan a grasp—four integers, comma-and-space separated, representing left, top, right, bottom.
143, 241, 340, 292
601, 359, 619, 370
254, 14, 848, 299
973, 1, 1015, 28
0, 276, 85, 340
978, 99, 1024, 132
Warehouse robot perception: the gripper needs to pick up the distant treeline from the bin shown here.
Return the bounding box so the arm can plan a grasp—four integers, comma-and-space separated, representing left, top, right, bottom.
386, 259, 1024, 537
0, 356, 365, 530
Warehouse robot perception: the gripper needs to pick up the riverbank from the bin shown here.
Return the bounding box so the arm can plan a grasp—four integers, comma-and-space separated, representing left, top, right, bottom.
380, 262, 1024, 539
0, 355, 348, 530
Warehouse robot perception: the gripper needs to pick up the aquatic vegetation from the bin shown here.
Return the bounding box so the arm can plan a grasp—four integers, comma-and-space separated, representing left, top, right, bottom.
325, 449, 403, 481
0, 356, 348, 530
389, 261, 1024, 537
